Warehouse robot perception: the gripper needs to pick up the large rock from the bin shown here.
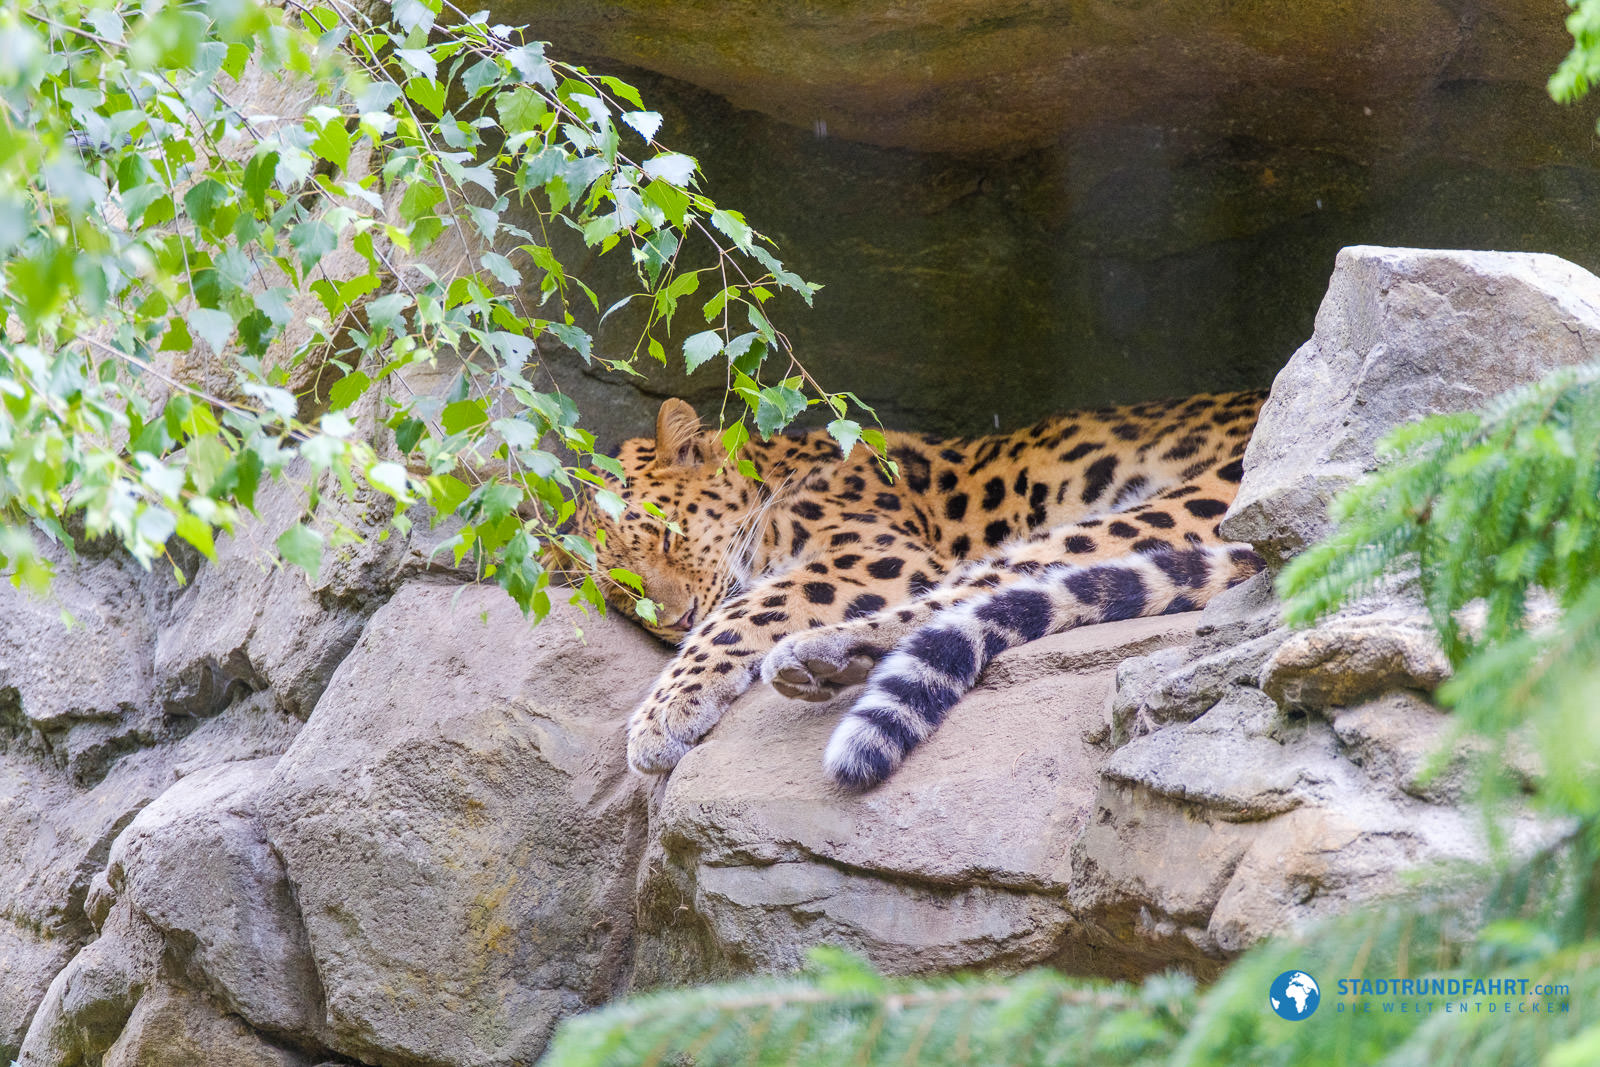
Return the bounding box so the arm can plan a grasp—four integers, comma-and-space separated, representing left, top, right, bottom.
1, 750, 176, 1059
106, 758, 325, 1040
15, 907, 166, 1067
1225, 246, 1600, 565
5, 697, 311, 1063
1069, 247, 1590, 970
257, 583, 662, 1067
637, 613, 1198, 983
0, 541, 177, 784
101, 984, 315, 1067
152, 476, 419, 721
513, 0, 1569, 156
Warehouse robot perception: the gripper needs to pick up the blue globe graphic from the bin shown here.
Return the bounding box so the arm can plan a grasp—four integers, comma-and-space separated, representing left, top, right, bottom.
1268, 970, 1321, 1021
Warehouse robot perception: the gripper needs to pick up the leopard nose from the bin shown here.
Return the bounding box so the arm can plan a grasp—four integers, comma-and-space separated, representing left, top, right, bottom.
667, 601, 698, 632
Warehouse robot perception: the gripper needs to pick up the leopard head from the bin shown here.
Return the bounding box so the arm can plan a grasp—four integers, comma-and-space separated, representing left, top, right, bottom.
584, 399, 765, 643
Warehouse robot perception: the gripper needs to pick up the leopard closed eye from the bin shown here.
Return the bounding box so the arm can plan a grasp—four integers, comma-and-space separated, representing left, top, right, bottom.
580, 391, 1266, 789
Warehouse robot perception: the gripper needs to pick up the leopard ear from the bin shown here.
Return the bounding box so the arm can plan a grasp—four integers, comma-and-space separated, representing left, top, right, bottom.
653, 398, 707, 468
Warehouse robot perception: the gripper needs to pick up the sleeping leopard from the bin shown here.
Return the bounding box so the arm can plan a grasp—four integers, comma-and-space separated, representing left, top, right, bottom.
584, 390, 1267, 789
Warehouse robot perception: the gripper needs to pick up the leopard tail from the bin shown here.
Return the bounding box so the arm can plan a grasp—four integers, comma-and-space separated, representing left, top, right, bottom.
821, 545, 1265, 789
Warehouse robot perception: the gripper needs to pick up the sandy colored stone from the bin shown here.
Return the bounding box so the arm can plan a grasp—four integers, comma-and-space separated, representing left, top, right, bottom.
1328, 691, 1474, 804
102, 984, 313, 1067
641, 613, 1197, 981
1259, 610, 1452, 709
1224, 247, 1600, 566
1100, 690, 1334, 821
258, 584, 661, 1067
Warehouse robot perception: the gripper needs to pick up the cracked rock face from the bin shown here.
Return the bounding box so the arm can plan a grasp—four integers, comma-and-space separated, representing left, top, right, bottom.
1066, 246, 1596, 971
503, 0, 1572, 156
1224, 247, 1600, 566
257, 582, 656, 1067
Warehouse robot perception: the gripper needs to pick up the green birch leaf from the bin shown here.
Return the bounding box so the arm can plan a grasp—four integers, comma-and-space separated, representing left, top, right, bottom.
643, 178, 689, 228
366, 461, 412, 500
310, 117, 352, 170
710, 208, 753, 250
683, 330, 722, 373
394, 418, 426, 454
827, 418, 862, 458
394, 48, 437, 79
481, 251, 521, 287
366, 293, 410, 332
598, 75, 644, 109
328, 370, 371, 411
462, 59, 503, 99
289, 220, 337, 271
622, 110, 662, 140
405, 78, 446, 120
182, 178, 228, 228
547, 322, 592, 363
187, 307, 235, 354
642, 152, 696, 185
277, 523, 324, 582
174, 511, 217, 561
442, 399, 488, 434
391, 0, 440, 32
496, 87, 546, 132
242, 150, 278, 209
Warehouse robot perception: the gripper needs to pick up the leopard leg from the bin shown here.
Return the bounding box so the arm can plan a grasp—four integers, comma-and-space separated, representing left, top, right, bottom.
763, 548, 1077, 699
627, 546, 943, 774
765, 463, 1249, 700
763, 567, 984, 700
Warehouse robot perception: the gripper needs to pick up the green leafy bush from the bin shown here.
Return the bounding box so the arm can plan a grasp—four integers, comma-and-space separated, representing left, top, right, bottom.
545, 946, 1192, 1067
0, 0, 865, 619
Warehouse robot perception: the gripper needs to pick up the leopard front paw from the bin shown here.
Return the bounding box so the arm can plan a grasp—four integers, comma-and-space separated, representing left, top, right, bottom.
626, 705, 694, 775
761, 627, 881, 701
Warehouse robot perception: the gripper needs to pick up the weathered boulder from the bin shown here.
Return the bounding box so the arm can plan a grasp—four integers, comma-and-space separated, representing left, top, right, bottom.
0, 540, 177, 784
1259, 610, 1453, 710
1224, 246, 1600, 565
1, 749, 176, 1058
101, 984, 315, 1067
152, 476, 424, 721
257, 583, 661, 1067
5, 696, 313, 1063
15, 907, 166, 1067
636, 613, 1198, 984
1070, 246, 1592, 970
106, 758, 326, 1041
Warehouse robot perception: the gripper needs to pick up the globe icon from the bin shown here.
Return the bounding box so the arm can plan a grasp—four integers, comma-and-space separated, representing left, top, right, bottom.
1268, 970, 1321, 1020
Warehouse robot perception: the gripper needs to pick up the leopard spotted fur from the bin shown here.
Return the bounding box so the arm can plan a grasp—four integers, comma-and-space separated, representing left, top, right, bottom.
585, 390, 1267, 789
